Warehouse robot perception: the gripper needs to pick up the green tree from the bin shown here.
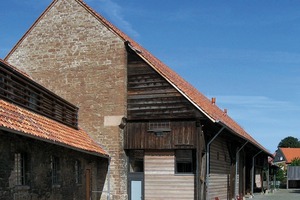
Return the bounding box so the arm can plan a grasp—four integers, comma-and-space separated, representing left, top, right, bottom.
290, 157, 300, 166
276, 167, 286, 182
278, 136, 300, 148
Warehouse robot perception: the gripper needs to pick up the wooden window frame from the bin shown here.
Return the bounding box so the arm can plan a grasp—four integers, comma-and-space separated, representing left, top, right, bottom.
14, 153, 29, 186
128, 150, 144, 173
51, 156, 61, 186
175, 149, 195, 174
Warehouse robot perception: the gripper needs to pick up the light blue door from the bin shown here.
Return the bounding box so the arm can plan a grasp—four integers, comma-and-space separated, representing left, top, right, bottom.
131, 180, 142, 200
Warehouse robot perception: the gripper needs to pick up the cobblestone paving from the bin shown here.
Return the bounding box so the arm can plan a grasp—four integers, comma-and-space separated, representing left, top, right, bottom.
251, 189, 300, 200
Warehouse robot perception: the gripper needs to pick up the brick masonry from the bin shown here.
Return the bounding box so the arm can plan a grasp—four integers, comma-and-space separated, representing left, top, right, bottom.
7, 0, 128, 199
0, 131, 108, 200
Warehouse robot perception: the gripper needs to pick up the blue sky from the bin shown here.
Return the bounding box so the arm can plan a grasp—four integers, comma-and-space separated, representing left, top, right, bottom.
1, 0, 300, 153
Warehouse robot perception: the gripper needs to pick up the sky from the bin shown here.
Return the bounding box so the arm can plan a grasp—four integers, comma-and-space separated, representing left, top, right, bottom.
1, 0, 300, 153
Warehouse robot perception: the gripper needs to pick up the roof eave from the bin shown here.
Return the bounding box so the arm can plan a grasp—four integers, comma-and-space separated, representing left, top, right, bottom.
217, 121, 273, 157
0, 126, 109, 159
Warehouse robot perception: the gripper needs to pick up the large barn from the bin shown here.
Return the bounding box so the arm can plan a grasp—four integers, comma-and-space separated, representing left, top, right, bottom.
4, 0, 272, 199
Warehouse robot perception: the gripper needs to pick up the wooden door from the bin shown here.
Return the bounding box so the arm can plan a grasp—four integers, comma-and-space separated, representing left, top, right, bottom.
86, 169, 91, 200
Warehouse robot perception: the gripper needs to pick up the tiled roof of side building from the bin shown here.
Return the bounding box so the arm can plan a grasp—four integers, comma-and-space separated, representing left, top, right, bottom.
280, 148, 300, 163
0, 99, 108, 158
0, 59, 108, 157
5, 0, 270, 156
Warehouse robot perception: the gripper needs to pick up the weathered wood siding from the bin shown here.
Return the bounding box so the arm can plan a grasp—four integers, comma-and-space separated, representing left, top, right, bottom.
125, 121, 196, 149
209, 137, 231, 200
127, 53, 203, 121
144, 151, 195, 200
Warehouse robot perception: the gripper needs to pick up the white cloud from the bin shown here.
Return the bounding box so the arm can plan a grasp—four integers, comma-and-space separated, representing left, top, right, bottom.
216, 95, 296, 110
88, 0, 139, 38
211, 95, 300, 127
198, 48, 300, 65
211, 95, 300, 152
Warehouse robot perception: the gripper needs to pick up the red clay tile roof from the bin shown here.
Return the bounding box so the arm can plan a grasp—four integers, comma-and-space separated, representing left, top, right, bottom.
5, 0, 270, 155
0, 96, 108, 158
279, 148, 300, 164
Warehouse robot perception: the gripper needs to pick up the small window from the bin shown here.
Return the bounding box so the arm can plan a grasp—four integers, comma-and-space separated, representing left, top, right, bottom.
175, 150, 194, 174
14, 153, 29, 185
51, 156, 60, 185
75, 160, 82, 184
29, 91, 38, 110
129, 150, 144, 173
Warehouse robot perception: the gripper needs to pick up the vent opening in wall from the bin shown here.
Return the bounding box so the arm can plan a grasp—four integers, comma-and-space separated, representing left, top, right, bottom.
148, 121, 171, 136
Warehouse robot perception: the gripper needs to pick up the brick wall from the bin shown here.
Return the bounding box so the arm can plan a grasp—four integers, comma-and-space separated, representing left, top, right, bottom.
6, 0, 128, 199
0, 131, 108, 200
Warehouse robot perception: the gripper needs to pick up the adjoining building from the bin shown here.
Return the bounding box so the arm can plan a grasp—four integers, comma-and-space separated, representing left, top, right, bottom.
0, 59, 109, 200
274, 148, 300, 189
4, 0, 272, 199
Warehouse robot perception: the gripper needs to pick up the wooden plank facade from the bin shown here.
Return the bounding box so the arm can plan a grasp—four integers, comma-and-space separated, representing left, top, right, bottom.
144, 151, 195, 200
209, 137, 231, 200
124, 47, 270, 200
125, 49, 204, 199
125, 121, 197, 150
127, 52, 203, 121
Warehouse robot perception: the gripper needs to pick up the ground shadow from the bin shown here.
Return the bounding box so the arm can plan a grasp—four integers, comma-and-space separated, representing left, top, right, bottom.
289, 189, 300, 194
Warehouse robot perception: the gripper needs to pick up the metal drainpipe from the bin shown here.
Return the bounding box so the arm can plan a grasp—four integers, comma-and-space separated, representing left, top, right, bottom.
234, 141, 248, 198
251, 150, 262, 197
206, 126, 225, 200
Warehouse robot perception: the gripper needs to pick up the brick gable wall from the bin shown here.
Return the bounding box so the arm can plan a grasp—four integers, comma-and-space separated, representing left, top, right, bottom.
7, 0, 127, 199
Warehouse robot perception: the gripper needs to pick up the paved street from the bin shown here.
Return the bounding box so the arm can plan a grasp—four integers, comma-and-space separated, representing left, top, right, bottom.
251, 189, 300, 200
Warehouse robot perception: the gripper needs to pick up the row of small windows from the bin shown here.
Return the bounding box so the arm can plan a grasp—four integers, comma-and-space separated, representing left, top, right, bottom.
14, 153, 82, 186
0, 67, 78, 129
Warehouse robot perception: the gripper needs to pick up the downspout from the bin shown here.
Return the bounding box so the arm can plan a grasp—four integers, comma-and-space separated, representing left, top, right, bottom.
206, 126, 225, 200
251, 150, 262, 197
235, 141, 248, 198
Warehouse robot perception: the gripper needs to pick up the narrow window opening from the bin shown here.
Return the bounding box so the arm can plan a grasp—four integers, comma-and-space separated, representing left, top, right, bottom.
14, 153, 29, 185
51, 156, 60, 185
175, 150, 195, 174
75, 160, 82, 184
129, 150, 144, 173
